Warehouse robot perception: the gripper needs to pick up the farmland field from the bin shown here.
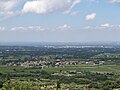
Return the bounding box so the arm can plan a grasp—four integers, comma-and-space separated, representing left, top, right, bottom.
0, 64, 120, 74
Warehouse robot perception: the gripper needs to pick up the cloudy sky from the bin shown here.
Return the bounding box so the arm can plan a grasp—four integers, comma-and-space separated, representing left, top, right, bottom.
0, 0, 120, 42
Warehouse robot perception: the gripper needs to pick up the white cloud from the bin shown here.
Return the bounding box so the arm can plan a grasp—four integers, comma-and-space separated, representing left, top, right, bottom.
10, 24, 72, 32
0, 11, 14, 16
0, 0, 20, 20
0, 11, 21, 21
85, 13, 96, 20
99, 24, 120, 30
57, 24, 72, 31
22, 0, 81, 14
2, 24, 120, 32
0, 0, 81, 19
110, 0, 120, 3
11, 26, 46, 32
100, 23, 113, 28
83, 24, 120, 30
65, 0, 81, 13
0, 27, 5, 31
0, 0, 19, 11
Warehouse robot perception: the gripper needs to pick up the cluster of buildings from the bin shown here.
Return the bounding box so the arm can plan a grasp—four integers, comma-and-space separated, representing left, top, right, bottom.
5, 58, 105, 68
45, 45, 105, 49
7, 59, 78, 68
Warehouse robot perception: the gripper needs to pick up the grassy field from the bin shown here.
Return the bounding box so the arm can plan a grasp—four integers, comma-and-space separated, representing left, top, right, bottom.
0, 66, 24, 73
0, 64, 120, 74
43, 64, 120, 73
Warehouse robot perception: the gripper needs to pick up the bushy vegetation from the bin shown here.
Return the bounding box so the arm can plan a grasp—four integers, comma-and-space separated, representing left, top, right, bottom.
0, 45, 120, 90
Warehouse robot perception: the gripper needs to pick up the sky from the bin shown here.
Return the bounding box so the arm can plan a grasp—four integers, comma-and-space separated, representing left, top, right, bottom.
0, 0, 120, 42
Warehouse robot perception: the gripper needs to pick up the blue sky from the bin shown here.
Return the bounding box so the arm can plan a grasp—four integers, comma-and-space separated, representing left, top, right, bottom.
0, 0, 120, 42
